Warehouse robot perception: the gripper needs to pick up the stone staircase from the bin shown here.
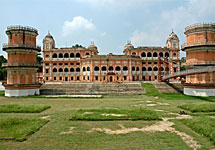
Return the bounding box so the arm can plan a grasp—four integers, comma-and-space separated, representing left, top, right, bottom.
151, 82, 184, 93
40, 82, 145, 95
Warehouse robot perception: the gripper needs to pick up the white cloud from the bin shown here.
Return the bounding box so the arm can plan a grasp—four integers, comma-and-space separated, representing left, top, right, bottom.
130, 30, 163, 46
62, 16, 96, 36
100, 32, 107, 37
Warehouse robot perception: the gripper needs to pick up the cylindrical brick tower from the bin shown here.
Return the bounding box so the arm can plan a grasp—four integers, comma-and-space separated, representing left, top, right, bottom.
2, 25, 41, 97
181, 23, 215, 96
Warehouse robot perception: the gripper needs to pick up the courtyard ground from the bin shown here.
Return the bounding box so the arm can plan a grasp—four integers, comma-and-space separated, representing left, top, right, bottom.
0, 84, 215, 150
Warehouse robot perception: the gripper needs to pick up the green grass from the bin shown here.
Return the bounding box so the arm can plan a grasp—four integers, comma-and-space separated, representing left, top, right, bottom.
0, 104, 51, 113
142, 83, 215, 101
0, 91, 4, 96
0, 118, 48, 141
180, 116, 215, 144
178, 103, 215, 113
70, 108, 161, 121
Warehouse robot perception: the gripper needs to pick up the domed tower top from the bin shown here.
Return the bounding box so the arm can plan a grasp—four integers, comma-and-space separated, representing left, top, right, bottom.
124, 42, 134, 50
88, 43, 97, 50
166, 30, 179, 49
43, 32, 55, 50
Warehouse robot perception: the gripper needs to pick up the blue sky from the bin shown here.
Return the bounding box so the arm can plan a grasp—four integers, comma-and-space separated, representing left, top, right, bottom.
0, 0, 214, 57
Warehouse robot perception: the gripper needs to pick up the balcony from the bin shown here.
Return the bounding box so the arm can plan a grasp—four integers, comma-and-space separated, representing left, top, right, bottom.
3, 43, 41, 51
2, 63, 40, 67
181, 41, 215, 50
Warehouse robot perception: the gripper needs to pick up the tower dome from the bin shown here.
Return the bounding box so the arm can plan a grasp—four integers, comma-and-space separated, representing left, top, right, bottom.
43, 32, 55, 50
166, 31, 179, 49
124, 42, 134, 50
88, 42, 97, 50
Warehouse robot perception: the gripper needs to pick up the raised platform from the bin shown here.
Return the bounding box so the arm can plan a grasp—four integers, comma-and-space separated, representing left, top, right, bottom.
40, 82, 145, 95
184, 85, 215, 97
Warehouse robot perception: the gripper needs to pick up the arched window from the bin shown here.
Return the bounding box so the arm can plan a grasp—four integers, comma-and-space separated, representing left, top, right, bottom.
109, 66, 114, 71
148, 67, 152, 71
86, 52, 90, 56
94, 66, 99, 71
173, 53, 177, 57
70, 68, 74, 72
53, 68, 57, 72
87, 67, 90, 71
165, 52, 169, 57
59, 53, 63, 58
76, 68, 80, 72
154, 67, 158, 71
76, 53, 80, 58
136, 67, 140, 71
64, 68, 69, 72
102, 66, 107, 71
123, 66, 128, 71
132, 66, 135, 71
153, 52, 158, 57
70, 53, 74, 58
165, 67, 169, 72
141, 52, 146, 57
59, 68, 63, 72
142, 67, 146, 71
52, 53, 57, 58
159, 52, 163, 57
83, 67, 86, 72
147, 52, 152, 57
161, 67, 164, 71
115, 66, 121, 71
64, 53, 69, 58
132, 52, 136, 55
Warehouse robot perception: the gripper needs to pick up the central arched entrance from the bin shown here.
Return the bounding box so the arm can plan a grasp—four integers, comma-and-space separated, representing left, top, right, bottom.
107, 72, 116, 82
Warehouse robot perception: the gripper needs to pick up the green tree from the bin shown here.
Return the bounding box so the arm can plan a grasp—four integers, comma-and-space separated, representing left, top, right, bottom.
180, 57, 186, 71
37, 53, 43, 73
0, 55, 7, 80
72, 44, 84, 48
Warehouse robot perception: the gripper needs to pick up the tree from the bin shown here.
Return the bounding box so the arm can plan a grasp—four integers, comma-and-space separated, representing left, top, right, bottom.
0, 55, 7, 80
37, 53, 43, 73
180, 57, 186, 71
72, 44, 84, 48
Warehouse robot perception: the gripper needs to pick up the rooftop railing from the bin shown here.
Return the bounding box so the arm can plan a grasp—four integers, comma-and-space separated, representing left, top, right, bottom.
3, 43, 41, 50
181, 41, 215, 49
2, 63, 41, 67
7, 25, 38, 33
185, 23, 215, 31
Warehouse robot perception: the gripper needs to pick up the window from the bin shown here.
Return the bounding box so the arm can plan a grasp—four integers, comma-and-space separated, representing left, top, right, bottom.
59, 63, 63, 66
52, 53, 57, 58
45, 63, 49, 66
70, 68, 74, 72
132, 52, 136, 55
142, 62, 146, 64
87, 67, 90, 71
86, 52, 90, 56
46, 77, 48, 80
53, 63, 57, 66
64, 68, 69, 72
103, 77, 106, 80
70, 53, 74, 58
59, 68, 63, 72
123, 66, 128, 71
154, 67, 158, 71
64, 53, 69, 58
54, 77, 56, 80
65, 77, 68, 81
53, 68, 57, 72
77, 63, 80, 65
60, 77, 62, 80
94, 66, 99, 71
153, 52, 158, 57
76, 68, 80, 72
148, 67, 152, 71
95, 76, 98, 80
136, 67, 140, 71
159, 52, 163, 57
173, 53, 177, 57
142, 67, 146, 71
165, 52, 169, 57
70, 63, 74, 65
124, 76, 127, 80
71, 77, 74, 80
45, 54, 49, 57
88, 76, 90, 80
77, 76, 80, 80
148, 62, 152, 64
115, 66, 121, 71
83, 67, 86, 72
102, 66, 107, 71
109, 66, 114, 71
76, 53, 80, 58
59, 53, 63, 58
147, 52, 152, 57
141, 52, 146, 57
65, 63, 68, 65
154, 62, 157, 64
132, 66, 135, 71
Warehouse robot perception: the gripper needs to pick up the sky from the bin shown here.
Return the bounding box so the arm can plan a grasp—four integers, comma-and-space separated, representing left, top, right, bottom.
0, 0, 214, 58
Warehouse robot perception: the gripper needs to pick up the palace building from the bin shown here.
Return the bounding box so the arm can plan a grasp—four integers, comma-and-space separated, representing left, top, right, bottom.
42, 31, 180, 82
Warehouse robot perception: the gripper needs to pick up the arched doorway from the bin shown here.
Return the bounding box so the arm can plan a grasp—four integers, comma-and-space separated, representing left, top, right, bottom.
110, 76, 113, 82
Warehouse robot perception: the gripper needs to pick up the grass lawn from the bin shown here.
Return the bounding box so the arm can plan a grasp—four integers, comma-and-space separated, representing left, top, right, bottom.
178, 103, 215, 112
179, 116, 215, 144
142, 83, 215, 101
0, 118, 48, 141
0, 86, 215, 149
70, 108, 161, 121
0, 104, 51, 113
